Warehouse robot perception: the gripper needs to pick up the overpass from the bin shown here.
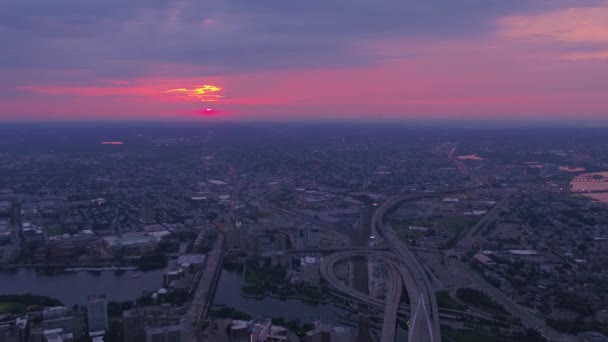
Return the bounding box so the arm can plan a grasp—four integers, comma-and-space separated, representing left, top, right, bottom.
372, 193, 442, 342
319, 193, 444, 342
320, 251, 411, 341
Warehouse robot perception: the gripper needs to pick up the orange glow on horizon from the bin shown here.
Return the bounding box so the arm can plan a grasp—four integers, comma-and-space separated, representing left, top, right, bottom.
17, 82, 226, 104
166, 85, 223, 101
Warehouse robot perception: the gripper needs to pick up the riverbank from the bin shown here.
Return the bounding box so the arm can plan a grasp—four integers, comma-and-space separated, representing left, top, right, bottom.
240, 291, 332, 305
0, 260, 165, 271
0, 294, 62, 314
0, 262, 134, 270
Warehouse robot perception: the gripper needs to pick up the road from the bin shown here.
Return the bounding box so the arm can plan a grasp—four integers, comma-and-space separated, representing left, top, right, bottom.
321, 250, 432, 342
377, 192, 578, 341
320, 193, 442, 342
324, 186, 575, 341
381, 263, 403, 342
183, 232, 225, 342
442, 194, 574, 341
373, 193, 442, 342
321, 250, 414, 342
320, 251, 392, 310
449, 257, 575, 342
454, 196, 511, 251
184, 178, 236, 341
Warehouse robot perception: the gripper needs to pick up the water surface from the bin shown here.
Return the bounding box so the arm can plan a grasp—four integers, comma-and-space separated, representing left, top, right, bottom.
0, 268, 164, 306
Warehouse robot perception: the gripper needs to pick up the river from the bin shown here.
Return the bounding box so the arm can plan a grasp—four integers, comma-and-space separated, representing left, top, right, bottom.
571, 171, 608, 203
0, 268, 164, 306
213, 269, 355, 324
0, 267, 407, 340
0, 267, 355, 325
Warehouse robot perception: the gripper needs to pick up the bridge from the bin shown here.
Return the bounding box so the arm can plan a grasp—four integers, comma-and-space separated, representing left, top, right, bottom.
572, 175, 607, 183
183, 231, 225, 342
572, 189, 608, 194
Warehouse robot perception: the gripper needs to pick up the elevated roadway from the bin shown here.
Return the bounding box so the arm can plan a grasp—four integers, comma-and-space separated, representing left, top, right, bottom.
381, 264, 403, 342
320, 188, 573, 341
372, 193, 442, 342
321, 250, 431, 342
184, 232, 225, 342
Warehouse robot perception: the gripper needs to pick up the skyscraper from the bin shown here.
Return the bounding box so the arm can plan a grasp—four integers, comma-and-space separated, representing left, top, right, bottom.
87, 295, 108, 334
299, 226, 320, 248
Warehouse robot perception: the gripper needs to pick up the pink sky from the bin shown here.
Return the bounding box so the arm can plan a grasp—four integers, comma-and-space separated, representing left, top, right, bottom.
1, 0, 608, 123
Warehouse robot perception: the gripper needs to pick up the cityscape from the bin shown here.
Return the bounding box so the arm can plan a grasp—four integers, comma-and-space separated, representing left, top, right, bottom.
2, 0, 608, 341
1, 124, 608, 342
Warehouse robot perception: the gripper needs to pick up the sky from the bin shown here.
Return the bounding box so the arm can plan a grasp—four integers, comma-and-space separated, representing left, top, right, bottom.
1, 0, 608, 123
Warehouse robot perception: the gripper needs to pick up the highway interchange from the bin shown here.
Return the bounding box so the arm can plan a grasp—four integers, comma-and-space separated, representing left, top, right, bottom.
321, 193, 442, 342
321, 191, 575, 342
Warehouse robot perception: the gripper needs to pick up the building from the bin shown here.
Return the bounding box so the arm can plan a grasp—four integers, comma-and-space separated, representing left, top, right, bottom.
89, 330, 105, 342
145, 323, 182, 342
0, 317, 28, 342
230, 321, 250, 342
225, 226, 248, 250
42, 328, 71, 342
330, 326, 353, 342
123, 306, 183, 342
87, 295, 108, 334
42, 306, 84, 341
541, 163, 559, 176
525, 166, 541, 177
580, 332, 608, 342
473, 253, 495, 266
299, 226, 320, 248
140, 200, 154, 224
304, 322, 330, 342
102, 232, 159, 255
249, 318, 271, 342
304, 321, 353, 342
122, 309, 146, 342
229, 319, 290, 342
300, 257, 321, 284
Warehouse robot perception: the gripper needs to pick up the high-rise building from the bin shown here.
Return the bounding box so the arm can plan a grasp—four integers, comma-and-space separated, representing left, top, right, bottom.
122, 309, 146, 342
87, 295, 108, 334
225, 225, 247, 250
299, 226, 320, 248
